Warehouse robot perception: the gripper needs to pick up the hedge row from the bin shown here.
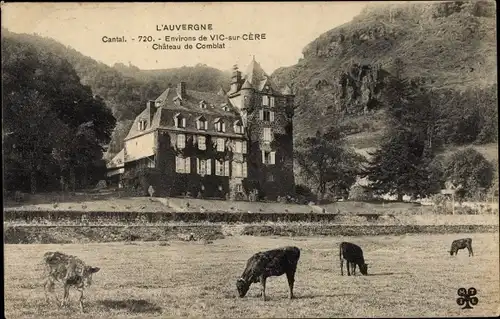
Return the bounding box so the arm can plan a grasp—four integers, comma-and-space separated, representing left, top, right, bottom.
4, 210, 356, 224
242, 224, 499, 237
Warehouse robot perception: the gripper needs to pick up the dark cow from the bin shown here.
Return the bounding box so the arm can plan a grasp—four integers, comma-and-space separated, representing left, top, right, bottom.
236, 246, 300, 301
449, 238, 473, 257
43, 251, 100, 312
339, 242, 368, 276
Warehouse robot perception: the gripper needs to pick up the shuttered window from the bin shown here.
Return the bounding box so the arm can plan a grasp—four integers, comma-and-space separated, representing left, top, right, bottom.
198, 136, 206, 150
216, 138, 225, 152
175, 156, 190, 173
177, 134, 186, 149
263, 128, 272, 143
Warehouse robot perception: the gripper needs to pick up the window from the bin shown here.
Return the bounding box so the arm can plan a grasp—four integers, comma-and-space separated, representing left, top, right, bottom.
267, 173, 274, 182
232, 161, 248, 178
175, 156, 191, 173
270, 96, 275, 108
198, 136, 206, 150
216, 138, 225, 152
137, 120, 146, 131
234, 120, 244, 134
262, 95, 269, 106
174, 114, 186, 128
263, 110, 270, 122
222, 105, 230, 112
236, 184, 243, 192
215, 120, 226, 132
263, 128, 272, 143
197, 117, 208, 130
233, 141, 247, 154
196, 158, 211, 175
259, 110, 274, 122
199, 101, 207, 109
215, 160, 230, 176
177, 134, 186, 149
146, 156, 155, 168
262, 151, 276, 165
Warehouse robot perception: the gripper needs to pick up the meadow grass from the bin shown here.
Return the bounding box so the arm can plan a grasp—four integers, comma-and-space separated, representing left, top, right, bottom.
4, 232, 499, 318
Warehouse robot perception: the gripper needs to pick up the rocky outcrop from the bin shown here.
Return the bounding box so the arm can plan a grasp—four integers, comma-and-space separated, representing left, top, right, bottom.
271, 1, 496, 142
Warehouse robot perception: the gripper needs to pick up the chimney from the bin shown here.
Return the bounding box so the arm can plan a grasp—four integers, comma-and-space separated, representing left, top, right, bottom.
230, 65, 242, 93
146, 100, 156, 123
177, 82, 187, 99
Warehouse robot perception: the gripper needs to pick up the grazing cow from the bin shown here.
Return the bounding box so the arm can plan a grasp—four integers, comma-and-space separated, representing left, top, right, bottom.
43, 251, 100, 312
236, 246, 301, 301
449, 238, 474, 257
339, 242, 368, 276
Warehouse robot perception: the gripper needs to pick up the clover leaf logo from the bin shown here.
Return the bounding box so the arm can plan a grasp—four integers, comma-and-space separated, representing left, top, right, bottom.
456, 287, 478, 309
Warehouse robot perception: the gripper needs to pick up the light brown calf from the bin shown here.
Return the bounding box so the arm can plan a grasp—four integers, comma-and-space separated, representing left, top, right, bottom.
43, 251, 100, 312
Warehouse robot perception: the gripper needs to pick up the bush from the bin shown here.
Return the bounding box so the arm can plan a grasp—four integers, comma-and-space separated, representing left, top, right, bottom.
444, 148, 494, 200
348, 185, 374, 201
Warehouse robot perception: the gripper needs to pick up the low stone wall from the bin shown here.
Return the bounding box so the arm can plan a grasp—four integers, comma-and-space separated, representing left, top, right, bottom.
4, 224, 498, 244
4, 209, 499, 225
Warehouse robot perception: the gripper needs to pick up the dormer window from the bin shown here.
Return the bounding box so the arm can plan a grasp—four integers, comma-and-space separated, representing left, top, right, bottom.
196, 116, 208, 130
214, 118, 226, 133
199, 100, 207, 109
137, 119, 147, 131
234, 120, 244, 134
173, 96, 183, 106
174, 113, 186, 128
222, 104, 230, 112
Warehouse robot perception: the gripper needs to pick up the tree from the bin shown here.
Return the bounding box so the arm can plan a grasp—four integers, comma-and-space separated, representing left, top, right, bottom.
364, 130, 441, 200
364, 74, 441, 200
444, 148, 494, 200
294, 125, 365, 201
2, 36, 116, 193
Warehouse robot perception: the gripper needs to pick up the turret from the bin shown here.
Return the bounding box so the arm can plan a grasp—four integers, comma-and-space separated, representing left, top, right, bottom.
230, 65, 242, 93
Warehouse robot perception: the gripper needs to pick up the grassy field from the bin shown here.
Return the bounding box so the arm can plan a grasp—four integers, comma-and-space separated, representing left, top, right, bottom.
5, 233, 499, 318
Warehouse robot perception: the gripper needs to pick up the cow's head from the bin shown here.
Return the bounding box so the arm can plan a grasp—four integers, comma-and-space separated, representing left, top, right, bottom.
83, 266, 100, 287
359, 263, 368, 275
236, 278, 250, 297
449, 250, 454, 256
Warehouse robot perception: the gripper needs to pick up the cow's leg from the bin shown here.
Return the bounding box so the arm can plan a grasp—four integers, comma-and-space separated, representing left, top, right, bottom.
260, 275, 267, 301
340, 259, 344, 276
45, 277, 60, 304
347, 262, 351, 276
60, 284, 70, 308
469, 245, 474, 257
351, 263, 356, 275
78, 288, 85, 313
44, 278, 54, 304
286, 271, 295, 299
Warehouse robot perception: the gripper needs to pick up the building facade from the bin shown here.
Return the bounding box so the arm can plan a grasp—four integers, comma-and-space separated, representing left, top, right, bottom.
118, 57, 295, 200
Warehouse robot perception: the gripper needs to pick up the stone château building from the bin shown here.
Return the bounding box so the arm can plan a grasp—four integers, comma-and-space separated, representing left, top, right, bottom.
116, 57, 296, 200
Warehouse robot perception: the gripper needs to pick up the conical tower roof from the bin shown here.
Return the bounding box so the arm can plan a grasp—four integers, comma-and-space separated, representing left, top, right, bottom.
242, 56, 278, 92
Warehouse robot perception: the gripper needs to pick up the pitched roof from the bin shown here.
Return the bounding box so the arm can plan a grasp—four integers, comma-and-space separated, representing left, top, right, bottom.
106, 148, 125, 169
125, 85, 243, 140
242, 57, 279, 92
281, 84, 293, 95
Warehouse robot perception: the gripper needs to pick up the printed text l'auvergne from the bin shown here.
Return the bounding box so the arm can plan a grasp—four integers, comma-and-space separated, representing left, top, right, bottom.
156, 24, 213, 31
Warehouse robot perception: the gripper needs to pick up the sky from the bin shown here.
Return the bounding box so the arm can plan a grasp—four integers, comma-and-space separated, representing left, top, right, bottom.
2, 2, 375, 74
